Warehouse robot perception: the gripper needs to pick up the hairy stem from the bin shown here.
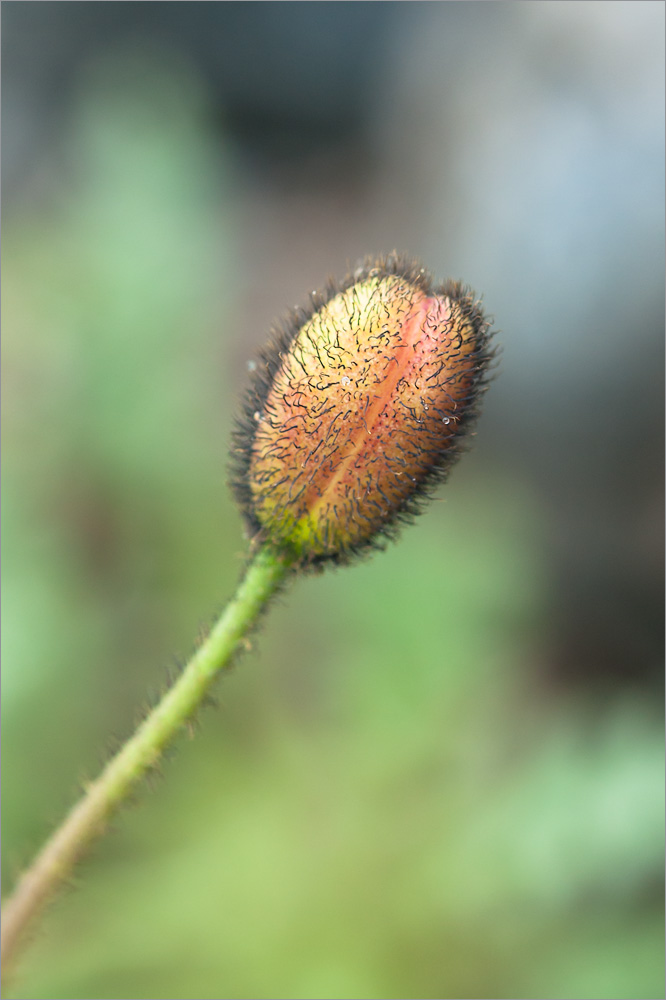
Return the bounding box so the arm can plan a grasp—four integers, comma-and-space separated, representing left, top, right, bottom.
1, 543, 292, 984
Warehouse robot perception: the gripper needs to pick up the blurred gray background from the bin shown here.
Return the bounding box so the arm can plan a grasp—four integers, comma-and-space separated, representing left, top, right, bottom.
2, 3, 664, 999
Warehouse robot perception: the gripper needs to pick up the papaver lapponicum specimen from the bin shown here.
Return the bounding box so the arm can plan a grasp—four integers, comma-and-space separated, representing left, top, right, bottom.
232, 253, 495, 565
0, 255, 496, 980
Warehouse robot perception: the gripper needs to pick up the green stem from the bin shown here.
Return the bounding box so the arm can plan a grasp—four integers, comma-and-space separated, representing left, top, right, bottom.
0, 543, 292, 984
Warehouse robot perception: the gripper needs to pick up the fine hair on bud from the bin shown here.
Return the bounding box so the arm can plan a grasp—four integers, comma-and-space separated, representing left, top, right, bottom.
231, 252, 496, 567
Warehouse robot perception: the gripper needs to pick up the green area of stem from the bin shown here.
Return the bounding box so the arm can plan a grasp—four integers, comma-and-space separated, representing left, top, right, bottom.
0, 545, 292, 988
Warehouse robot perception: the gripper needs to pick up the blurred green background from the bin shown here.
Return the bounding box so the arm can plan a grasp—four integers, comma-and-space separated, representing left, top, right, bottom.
2, 4, 664, 999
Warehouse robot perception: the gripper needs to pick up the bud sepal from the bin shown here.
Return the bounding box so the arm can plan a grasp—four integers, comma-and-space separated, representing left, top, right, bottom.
231, 253, 495, 566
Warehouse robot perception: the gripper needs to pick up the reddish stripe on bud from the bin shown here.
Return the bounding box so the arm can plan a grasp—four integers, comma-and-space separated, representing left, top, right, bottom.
231, 255, 494, 565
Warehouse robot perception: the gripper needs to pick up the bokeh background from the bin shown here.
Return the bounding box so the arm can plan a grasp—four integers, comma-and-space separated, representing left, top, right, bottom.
2, 3, 664, 998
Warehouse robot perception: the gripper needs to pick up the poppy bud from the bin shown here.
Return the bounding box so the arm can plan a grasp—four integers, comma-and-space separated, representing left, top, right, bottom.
231, 254, 495, 565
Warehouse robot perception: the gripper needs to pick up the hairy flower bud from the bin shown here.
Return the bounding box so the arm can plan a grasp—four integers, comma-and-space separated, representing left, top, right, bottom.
231, 254, 495, 565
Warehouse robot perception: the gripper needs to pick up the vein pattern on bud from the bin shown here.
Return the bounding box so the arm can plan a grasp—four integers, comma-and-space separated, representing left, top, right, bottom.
232, 256, 494, 564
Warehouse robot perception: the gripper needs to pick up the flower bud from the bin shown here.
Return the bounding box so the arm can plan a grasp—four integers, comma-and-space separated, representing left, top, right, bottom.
231, 254, 494, 565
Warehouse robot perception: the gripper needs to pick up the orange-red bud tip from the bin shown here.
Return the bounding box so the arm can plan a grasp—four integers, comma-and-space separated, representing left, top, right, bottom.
231, 253, 495, 565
